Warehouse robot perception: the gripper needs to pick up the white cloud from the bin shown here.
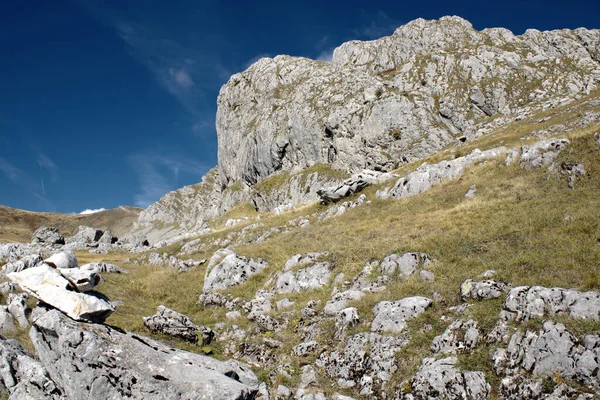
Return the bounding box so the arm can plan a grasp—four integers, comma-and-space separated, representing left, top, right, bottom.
317, 49, 334, 63
0, 157, 21, 181
79, 208, 107, 215
169, 67, 194, 89
355, 11, 400, 39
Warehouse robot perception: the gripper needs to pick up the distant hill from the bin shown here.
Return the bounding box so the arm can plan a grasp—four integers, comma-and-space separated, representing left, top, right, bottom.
0, 205, 142, 243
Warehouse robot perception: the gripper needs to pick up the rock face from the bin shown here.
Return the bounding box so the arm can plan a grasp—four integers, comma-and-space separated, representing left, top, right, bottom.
8, 264, 114, 323
0, 338, 64, 399
129, 17, 600, 242
217, 17, 599, 188
143, 305, 215, 345
317, 170, 395, 204
31, 226, 64, 245
30, 307, 259, 399
203, 252, 269, 292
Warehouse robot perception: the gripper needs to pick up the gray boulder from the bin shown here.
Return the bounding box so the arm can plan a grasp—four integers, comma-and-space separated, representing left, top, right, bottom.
65, 225, 103, 245
143, 305, 215, 345
31, 226, 64, 245
501, 286, 600, 321
371, 296, 432, 333
292, 341, 319, 357
323, 290, 365, 315
518, 138, 569, 169
493, 321, 599, 390
460, 279, 509, 301
276, 261, 332, 294
0, 244, 37, 263
30, 307, 259, 399
410, 356, 490, 399
44, 251, 79, 269
317, 332, 408, 392
1, 254, 43, 274
98, 230, 117, 244
8, 264, 114, 323
203, 252, 268, 292
431, 319, 480, 355
317, 170, 394, 204
379, 252, 433, 277
57, 268, 101, 292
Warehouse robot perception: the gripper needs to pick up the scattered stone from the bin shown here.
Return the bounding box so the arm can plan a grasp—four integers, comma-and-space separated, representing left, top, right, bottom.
371, 296, 432, 333
318, 170, 394, 204
276, 261, 332, 294
276, 298, 295, 310
518, 138, 569, 169
419, 270, 435, 282
276, 384, 292, 399
317, 332, 408, 391
44, 251, 79, 269
292, 341, 319, 357
299, 364, 318, 388
8, 264, 114, 323
31, 226, 64, 245
501, 286, 600, 321
0, 282, 18, 295
460, 279, 509, 300
143, 305, 214, 345
379, 252, 434, 278
410, 356, 490, 399
465, 184, 477, 199
431, 319, 480, 355
30, 307, 259, 399
335, 307, 360, 337
203, 252, 268, 292
1, 254, 43, 274
198, 292, 230, 307
226, 311, 242, 320
479, 269, 496, 279
323, 290, 365, 315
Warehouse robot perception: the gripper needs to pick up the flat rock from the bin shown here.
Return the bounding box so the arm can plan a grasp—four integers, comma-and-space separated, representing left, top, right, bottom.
203, 252, 268, 292
410, 356, 490, 399
8, 264, 114, 323
276, 261, 332, 294
460, 279, 509, 300
371, 296, 432, 333
143, 305, 215, 345
431, 319, 480, 355
30, 307, 259, 399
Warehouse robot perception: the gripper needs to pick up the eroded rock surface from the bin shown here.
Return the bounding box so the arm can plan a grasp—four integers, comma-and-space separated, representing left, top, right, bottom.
203, 252, 269, 292
30, 307, 259, 399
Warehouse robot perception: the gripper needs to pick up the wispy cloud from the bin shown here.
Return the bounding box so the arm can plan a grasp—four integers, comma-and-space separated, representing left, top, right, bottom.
129, 151, 208, 208
355, 11, 400, 39
316, 49, 334, 63
0, 156, 55, 210
79, 208, 106, 215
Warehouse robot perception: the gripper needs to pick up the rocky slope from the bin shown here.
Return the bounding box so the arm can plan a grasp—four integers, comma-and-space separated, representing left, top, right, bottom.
0, 205, 142, 244
131, 16, 600, 243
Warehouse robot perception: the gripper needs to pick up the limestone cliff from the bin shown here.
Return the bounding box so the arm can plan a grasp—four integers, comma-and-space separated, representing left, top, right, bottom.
132, 16, 600, 242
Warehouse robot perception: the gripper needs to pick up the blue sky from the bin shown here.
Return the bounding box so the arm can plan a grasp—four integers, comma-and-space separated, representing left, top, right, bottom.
1, 0, 598, 213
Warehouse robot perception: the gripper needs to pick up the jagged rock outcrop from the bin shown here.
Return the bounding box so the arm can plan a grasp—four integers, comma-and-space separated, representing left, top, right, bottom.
143, 305, 215, 345
31, 226, 64, 246
317, 170, 395, 204
371, 296, 432, 333
1, 254, 43, 274
129, 17, 600, 241
30, 307, 259, 399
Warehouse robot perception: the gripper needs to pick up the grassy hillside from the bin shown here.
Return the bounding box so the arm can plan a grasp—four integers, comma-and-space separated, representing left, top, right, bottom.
80, 92, 600, 397
0, 205, 142, 243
